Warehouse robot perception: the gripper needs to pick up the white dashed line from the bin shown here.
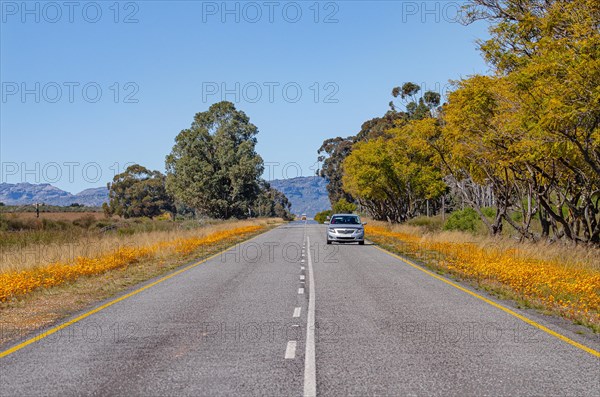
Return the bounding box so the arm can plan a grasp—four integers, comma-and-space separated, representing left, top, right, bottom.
298, 288, 304, 294
293, 307, 301, 317
301, 266, 305, 270
285, 341, 297, 359
304, 235, 316, 397
300, 275, 305, 281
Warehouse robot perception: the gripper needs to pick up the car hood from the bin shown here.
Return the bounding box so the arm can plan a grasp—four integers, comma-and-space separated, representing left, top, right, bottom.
328, 224, 363, 230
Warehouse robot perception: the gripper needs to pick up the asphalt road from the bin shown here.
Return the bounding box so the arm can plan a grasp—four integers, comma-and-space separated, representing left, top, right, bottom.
1, 221, 599, 396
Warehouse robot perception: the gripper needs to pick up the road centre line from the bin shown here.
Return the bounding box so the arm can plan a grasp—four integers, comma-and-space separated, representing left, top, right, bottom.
285, 341, 297, 359
303, 235, 317, 397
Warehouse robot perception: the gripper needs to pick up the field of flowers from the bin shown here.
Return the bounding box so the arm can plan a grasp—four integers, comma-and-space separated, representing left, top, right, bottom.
0, 225, 263, 302
366, 224, 600, 331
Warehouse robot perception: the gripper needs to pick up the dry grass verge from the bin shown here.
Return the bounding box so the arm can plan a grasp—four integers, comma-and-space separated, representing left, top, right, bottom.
1, 211, 106, 221
0, 218, 280, 347
0, 219, 279, 274
366, 221, 600, 333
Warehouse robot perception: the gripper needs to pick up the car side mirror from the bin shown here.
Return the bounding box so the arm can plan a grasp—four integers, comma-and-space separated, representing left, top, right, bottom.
362, 222, 367, 225
324, 221, 329, 225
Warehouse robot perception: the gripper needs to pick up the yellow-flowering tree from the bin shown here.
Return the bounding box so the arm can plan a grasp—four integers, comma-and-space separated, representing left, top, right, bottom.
343, 117, 446, 222
458, 0, 600, 242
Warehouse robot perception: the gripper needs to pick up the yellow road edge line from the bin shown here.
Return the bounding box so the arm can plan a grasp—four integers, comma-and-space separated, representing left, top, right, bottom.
0, 229, 270, 359
373, 245, 600, 358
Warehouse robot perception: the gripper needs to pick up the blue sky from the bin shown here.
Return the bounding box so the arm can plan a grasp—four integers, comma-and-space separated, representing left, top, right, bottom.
1, 1, 490, 193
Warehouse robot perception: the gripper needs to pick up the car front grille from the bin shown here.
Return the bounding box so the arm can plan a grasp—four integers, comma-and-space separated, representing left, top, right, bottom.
334, 229, 363, 235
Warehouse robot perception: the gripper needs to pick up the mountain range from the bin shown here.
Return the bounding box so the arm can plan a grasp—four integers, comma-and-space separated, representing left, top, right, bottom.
0, 183, 109, 207
0, 177, 331, 216
269, 176, 330, 217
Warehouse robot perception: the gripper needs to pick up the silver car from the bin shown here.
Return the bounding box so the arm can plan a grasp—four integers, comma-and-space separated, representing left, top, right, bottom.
325, 214, 367, 245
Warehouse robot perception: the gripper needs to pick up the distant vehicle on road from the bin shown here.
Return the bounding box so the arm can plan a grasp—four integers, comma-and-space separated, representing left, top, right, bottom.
325, 214, 366, 245
301, 214, 307, 220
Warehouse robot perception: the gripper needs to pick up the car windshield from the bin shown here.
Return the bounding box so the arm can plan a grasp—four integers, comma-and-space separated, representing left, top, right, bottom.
330, 216, 360, 225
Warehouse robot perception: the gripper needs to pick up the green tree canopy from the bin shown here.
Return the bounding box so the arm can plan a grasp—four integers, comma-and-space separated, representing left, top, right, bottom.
342, 83, 446, 222
333, 198, 357, 214
253, 181, 293, 220
165, 102, 264, 219
105, 164, 174, 219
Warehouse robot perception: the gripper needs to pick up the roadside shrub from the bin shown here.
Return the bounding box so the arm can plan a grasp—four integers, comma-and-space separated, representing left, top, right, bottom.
481, 207, 495, 218
0, 217, 40, 231
117, 228, 135, 236
510, 211, 523, 222
407, 215, 444, 232
314, 210, 333, 224
41, 218, 69, 231
155, 212, 173, 221
94, 221, 113, 229
333, 198, 356, 214
444, 208, 479, 232
72, 215, 96, 229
